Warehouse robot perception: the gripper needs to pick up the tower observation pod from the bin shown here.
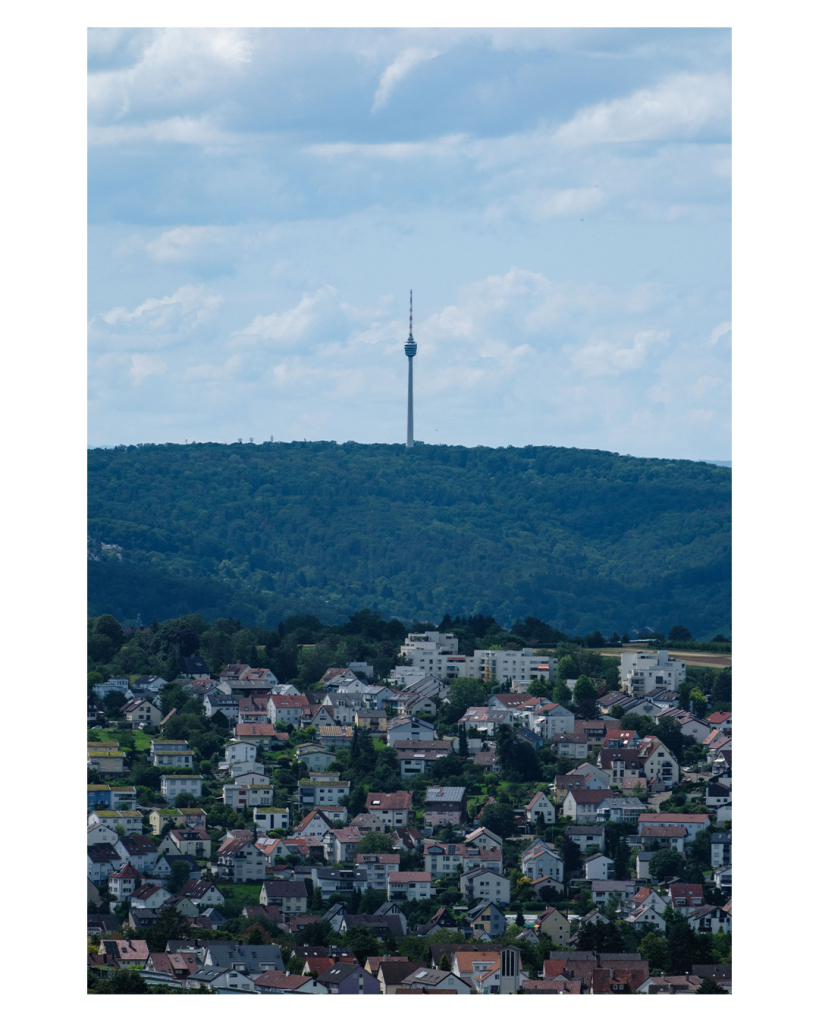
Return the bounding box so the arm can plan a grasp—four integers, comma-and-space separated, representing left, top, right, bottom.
405, 290, 417, 448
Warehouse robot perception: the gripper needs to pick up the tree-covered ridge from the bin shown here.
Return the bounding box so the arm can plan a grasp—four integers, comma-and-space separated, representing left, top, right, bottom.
88, 441, 730, 635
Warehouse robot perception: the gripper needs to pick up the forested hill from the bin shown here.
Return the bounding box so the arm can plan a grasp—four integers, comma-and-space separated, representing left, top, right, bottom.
87, 441, 730, 637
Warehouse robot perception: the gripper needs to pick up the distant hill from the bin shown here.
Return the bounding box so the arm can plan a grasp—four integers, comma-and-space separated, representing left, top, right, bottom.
87, 441, 731, 636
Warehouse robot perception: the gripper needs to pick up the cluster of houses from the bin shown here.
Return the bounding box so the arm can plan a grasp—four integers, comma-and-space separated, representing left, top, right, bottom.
88, 639, 732, 993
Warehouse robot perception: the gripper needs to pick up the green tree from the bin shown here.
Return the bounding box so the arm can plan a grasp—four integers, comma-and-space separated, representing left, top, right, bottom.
638, 930, 668, 969
551, 679, 572, 705
480, 803, 516, 838
649, 848, 685, 881
99, 968, 148, 993
168, 858, 191, 894
556, 656, 578, 682
689, 689, 708, 717
357, 831, 395, 854
145, 905, 190, 952
527, 677, 551, 698
572, 675, 598, 717
668, 625, 693, 641
696, 977, 728, 993
174, 791, 197, 809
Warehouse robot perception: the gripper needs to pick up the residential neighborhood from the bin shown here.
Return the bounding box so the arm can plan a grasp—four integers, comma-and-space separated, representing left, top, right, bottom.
87, 622, 732, 995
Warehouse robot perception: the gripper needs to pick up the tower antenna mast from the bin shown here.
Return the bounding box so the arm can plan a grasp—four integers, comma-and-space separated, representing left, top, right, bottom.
404, 289, 417, 448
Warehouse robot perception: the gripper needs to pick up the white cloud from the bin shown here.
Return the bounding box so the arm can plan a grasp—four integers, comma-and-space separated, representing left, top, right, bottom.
88, 115, 239, 147
372, 47, 440, 112
305, 132, 470, 161
553, 72, 730, 146
142, 226, 227, 262
708, 321, 732, 346
99, 284, 222, 330
570, 329, 670, 377
233, 287, 338, 345
129, 353, 168, 384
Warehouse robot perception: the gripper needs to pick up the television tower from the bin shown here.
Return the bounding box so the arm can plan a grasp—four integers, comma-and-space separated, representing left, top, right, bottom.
404, 289, 417, 448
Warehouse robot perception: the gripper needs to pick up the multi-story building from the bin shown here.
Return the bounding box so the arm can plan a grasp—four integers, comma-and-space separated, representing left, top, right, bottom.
365, 791, 413, 829
399, 631, 557, 687
424, 786, 467, 826
298, 772, 351, 809
620, 650, 686, 695
160, 774, 203, 801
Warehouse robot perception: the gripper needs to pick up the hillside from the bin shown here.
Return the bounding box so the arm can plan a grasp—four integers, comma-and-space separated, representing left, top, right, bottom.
87, 441, 731, 636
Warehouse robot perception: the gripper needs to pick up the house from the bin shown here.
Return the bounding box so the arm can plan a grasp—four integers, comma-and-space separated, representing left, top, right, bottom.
398, 749, 450, 776
564, 825, 606, 854
568, 762, 610, 788
687, 904, 733, 934
521, 838, 564, 882
531, 703, 575, 738
350, 811, 390, 833
119, 697, 163, 727
323, 827, 364, 864
88, 808, 143, 835
637, 736, 680, 788
584, 852, 615, 880
713, 864, 733, 891
711, 832, 732, 867
255, 971, 329, 994
472, 749, 501, 773
87, 746, 126, 775
552, 733, 590, 759
375, 958, 428, 994
620, 649, 686, 694
317, 962, 382, 994
295, 743, 337, 771
317, 725, 354, 750
706, 780, 732, 808
387, 871, 432, 902
563, 788, 615, 822
365, 791, 413, 828
424, 842, 468, 877
524, 790, 556, 825
459, 868, 510, 904
87, 843, 123, 883
108, 862, 141, 902
161, 775, 203, 801
152, 854, 201, 884
634, 824, 686, 854
130, 883, 173, 910
223, 739, 259, 765
158, 829, 211, 859
463, 898, 507, 938
151, 739, 195, 769
292, 808, 335, 839
596, 796, 646, 824
340, 914, 407, 939
234, 723, 289, 749
148, 808, 207, 834
146, 950, 201, 981
637, 812, 709, 843
115, 834, 159, 874
464, 826, 503, 851
590, 880, 638, 907
424, 786, 467, 826
253, 806, 290, 831
458, 707, 514, 735
656, 708, 712, 742
400, 968, 473, 993
204, 692, 239, 721
87, 822, 119, 846
706, 711, 732, 734
387, 716, 436, 747
260, 879, 309, 915
312, 867, 369, 896
625, 903, 668, 932
590, 966, 650, 993
602, 728, 639, 749
668, 882, 705, 915
98, 938, 150, 968
214, 836, 268, 882
355, 853, 400, 888
268, 693, 309, 726
599, 748, 643, 788
222, 782, 274, 809
535, 906, 570, 944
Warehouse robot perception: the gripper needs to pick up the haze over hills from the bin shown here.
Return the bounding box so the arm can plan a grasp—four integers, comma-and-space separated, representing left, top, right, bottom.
87, 441, 731, 637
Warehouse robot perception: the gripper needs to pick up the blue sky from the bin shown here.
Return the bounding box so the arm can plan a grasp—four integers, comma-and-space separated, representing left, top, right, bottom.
88, 27, 731, 459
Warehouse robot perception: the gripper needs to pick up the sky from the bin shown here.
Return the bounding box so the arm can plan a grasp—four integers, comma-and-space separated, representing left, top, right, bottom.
88, 27, 731, 460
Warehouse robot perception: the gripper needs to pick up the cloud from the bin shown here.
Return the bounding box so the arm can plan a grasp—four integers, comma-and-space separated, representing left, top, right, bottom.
371, 47, 440, 112
98, 284, 222, 331
553, 72, 730, 146
232, 287, 338, 346
88, 115, 240, 147
142, 226, 227, 262
129, 353, 168, 384
305, 132, 470, 161
708, 321, 732, 346
570, 329, 670, 377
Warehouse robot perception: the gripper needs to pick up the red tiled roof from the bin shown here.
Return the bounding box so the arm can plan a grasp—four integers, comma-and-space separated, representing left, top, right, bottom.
366, 791, 412, 811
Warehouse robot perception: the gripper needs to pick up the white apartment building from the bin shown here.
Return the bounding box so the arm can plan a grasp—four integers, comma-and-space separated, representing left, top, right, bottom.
400, 632, 556, 686
620, 650, 686, 695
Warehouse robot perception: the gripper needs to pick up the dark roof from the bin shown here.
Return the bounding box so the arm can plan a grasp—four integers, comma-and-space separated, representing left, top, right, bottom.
380, 960, 426, 984
262, 880, 308, 897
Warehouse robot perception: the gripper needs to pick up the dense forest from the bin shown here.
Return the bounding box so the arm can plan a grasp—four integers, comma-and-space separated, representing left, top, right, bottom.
88, 441, 730, 636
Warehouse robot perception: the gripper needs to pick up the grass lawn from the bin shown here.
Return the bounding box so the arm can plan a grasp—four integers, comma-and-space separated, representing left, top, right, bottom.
87, 728, 152, 751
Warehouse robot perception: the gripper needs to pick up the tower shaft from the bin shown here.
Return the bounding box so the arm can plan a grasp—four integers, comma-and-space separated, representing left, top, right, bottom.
407, 355, 414, 448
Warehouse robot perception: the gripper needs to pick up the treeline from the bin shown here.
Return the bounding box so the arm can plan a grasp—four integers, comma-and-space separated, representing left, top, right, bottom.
87, 441, 731, 636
